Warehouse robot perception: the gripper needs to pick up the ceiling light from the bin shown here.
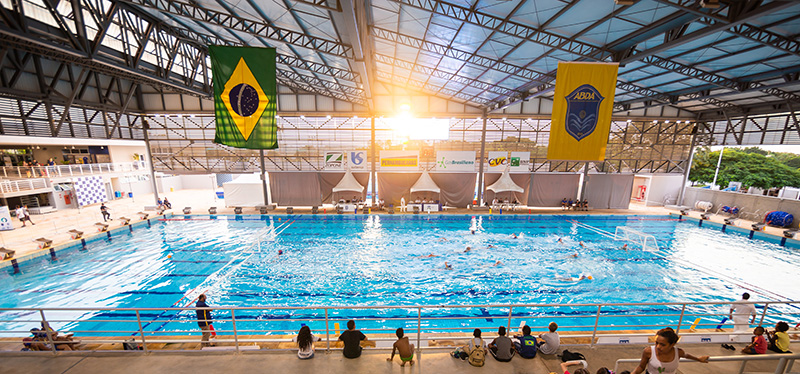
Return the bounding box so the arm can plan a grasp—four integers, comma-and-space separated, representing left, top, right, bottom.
71, 146, 75, 149
527, 118, 532, 121
627, 119, 632, 123
652, 120, 658, 124
502, 117, 507, 121
665, 120, 670, 123
326, 115, 331, 119
300, 115, 305, 119
353, 116, 358, 119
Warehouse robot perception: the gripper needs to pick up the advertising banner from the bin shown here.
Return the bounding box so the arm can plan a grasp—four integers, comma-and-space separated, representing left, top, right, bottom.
435, 151, 476, 172
348, 151, 367, 170
324, 151, 344, 170
0, 206, 13, 231
487, 151, 530, 172
380, 150, 419, 171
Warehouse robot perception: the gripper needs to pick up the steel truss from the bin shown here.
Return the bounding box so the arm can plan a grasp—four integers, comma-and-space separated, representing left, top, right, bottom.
145, 115, 694, 174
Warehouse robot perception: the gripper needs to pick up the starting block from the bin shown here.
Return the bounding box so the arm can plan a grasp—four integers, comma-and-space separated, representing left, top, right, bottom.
34, 238, 53, 249
95, 223, 109, 232
119, 217, 131, 226
68, 229, 83, 239
137, 212, 149, 220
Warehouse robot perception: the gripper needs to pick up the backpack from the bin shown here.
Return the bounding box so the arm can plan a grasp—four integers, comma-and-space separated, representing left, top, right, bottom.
123, 339, 143, 351
468, 339, 486, 367
560, 349, 585, 362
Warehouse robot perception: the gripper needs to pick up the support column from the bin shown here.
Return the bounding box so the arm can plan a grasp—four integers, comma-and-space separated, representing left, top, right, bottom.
578, 162, 589, 200
142, 118, 159, 204
259, 150, 269, 206
677, 124, 698, 206
371, 116, 376, 205
477, 111, 488, 206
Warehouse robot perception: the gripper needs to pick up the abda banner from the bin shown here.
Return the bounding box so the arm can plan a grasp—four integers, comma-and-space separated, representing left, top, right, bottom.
435, 151, 476, 172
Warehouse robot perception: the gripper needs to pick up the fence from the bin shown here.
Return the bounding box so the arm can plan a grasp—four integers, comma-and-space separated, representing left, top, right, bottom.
0, 161, 147, 179
614, 353, 800, 374
1, 300, 797, 355
0, 178, 49, 194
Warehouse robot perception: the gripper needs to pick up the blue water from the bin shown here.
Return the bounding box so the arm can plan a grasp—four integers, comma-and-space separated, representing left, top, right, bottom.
2, 214, 799, 338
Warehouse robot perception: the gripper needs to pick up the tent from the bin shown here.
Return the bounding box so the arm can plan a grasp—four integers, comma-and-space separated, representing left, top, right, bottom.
486, 169, 524, 203
222, 174, 265, 207
331, 170, 364, 202
409, 171, 441, 202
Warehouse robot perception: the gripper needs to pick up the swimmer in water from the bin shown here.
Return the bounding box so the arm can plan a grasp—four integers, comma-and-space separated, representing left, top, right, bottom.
438, 237, 448, 242
621, 243, 628, 251
568, 253, 579, 258
470, 230, 476, 235
464, 246, 472, 253
487, 244, 495, 249
557, 237, 564, 244
444, 262, 453, 270
493, 260, 502, 267
417, 253, 439, 258
557, 274, 591, 282
511, 233, 518, 239
278, 250, 283, 255
579, 241, 585, 247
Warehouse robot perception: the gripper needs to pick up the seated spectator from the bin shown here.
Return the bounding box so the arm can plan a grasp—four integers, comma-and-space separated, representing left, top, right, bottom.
631, 327, 708, 374
538, 322, 560, 354
561, 360, 590, 374
293, 325, 320, 359
767, 321, 791, 353
488, 326, 515, 362
387, 327, 415, 366
163, 197, 172, 209
742, 326, 767, 354
513, 325, 538, 358
561, 198, 568, 210
567, 199, 574, 210
338, 320, 367, 358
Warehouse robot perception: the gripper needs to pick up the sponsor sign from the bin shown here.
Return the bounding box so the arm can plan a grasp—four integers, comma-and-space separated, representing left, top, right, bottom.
349, 151, 367, 170
487, 151, 530, 172
435, 151, 476, 172
380, 150, 419, 171
0, 206, 13, 231
325, 151, 344, 170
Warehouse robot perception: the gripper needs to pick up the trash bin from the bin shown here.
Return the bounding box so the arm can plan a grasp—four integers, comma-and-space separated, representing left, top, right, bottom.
216, 191, 224, 199
114, 191, 121, 198
128, 192, 133, 198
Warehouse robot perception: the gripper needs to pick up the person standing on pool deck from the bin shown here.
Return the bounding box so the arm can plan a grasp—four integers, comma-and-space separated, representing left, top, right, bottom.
631, 327, 708, 374
195, 294, 213, 347
339, 320, 367, 358
730, 292, 757, 333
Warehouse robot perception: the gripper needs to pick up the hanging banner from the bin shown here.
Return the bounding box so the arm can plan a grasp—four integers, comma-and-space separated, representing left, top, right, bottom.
435, 151, 476, 172
380, 150, 419, 171
547, 62, 618, 161
0, 206, 13, 231
349, 151, 368, 170
324, 151, 344, 170
487, 152, 529, 172
210, 46, 278, 149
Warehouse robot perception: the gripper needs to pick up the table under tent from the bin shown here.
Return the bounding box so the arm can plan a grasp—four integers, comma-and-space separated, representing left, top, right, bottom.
486, 169, 524, 211
332, 170, 365, 211
407, 171, 442, 212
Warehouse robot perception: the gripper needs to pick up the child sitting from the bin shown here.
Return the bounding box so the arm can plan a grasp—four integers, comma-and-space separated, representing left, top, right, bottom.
741, 326, 767, 354
767, 321, 791, 353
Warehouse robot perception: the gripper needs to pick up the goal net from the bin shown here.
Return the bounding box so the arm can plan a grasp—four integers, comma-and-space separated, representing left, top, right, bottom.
614, 227, 659, 252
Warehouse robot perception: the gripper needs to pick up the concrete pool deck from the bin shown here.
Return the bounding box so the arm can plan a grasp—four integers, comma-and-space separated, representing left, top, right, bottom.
1, 342, 798, 374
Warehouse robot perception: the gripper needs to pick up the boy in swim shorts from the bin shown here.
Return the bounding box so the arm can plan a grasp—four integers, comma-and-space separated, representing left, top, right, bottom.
387, 327, 415, 366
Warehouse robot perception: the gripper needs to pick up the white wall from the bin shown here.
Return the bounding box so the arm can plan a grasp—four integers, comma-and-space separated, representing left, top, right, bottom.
180, 174, 217, 190
157, 176, 183, 193
108, 145, 147, 164
644, 174, 684, 206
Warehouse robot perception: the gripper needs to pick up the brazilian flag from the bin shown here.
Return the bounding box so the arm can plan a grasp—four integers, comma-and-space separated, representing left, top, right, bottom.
210, 46, 278, 149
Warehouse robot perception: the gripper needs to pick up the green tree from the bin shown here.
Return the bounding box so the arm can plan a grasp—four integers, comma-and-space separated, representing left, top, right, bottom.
689, 148, 800, 189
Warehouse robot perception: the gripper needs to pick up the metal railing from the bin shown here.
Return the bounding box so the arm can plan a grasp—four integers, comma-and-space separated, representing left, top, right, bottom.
0, 178, 49, 194
614, 353, 800, 374
0, 161, 147, 179
1, 300, 797, 355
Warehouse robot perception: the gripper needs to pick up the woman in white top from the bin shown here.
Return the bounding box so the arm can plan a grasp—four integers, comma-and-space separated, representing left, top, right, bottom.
293, 326, 320, 359
631, 327, 708, 374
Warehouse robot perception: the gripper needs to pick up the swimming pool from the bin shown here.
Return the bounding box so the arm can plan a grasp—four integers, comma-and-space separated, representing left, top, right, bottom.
1, 214, 799, 338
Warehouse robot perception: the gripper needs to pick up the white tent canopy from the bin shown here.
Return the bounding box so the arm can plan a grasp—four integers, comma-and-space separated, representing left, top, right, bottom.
487, 169, 524, 193
410, 171, 440, 193
332, 170, 364, 193
222, 173, 265, 207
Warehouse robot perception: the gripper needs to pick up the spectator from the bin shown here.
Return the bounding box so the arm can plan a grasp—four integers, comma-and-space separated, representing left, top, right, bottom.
100, 203, 111, 222
513, 325, 538, 358
538, 322, 560, 355
338, 319, 367, 358
767, 321, 791, 353
488, 326, 515, 362
386, 327, 414, 366
560, 360, 589, 374
741, 326, 767, 354
730, 292, 757, 333
195, 294, 214, 347
293, 325, 320, 359
163, 197, 172, 209
631, 327, 708, 374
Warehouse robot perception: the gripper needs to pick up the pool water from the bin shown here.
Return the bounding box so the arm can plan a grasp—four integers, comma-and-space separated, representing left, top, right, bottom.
1, 214, 799, 337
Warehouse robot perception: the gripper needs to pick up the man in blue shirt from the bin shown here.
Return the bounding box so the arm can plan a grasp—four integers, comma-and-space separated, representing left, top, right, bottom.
195, 294, 213, 347
513, 325, 538, 358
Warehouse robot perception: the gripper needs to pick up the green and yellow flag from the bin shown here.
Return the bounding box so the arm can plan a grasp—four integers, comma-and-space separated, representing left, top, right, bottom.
547, 62, 618, 161
210, 46, 278, 149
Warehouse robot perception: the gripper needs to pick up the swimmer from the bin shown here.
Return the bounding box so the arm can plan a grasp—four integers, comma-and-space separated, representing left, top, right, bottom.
417, 253, 439, 258
487, 244, 495, 249
278, 250, 283, 255
438, 237, 448, 242
464, 246, 472, 253
557, 274, 591, 282
621, 243, 628, 251
470, 230, 476, 235
568, 253, 578, 258
579, 241, 585, 247
493, 260, 502, 267
444, 262, 453, 270
511, 233, 518, 239
557, 237, 563, 244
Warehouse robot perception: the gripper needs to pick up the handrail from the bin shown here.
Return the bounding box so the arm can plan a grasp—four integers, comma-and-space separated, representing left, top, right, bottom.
0, 178, 49, 194
0, 300, 797, 355
0, 161, 147, 179
614, 353, 800, 374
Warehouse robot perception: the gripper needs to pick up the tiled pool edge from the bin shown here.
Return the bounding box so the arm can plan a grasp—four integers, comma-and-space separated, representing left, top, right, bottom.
0, 213, 174, 272
669, 212, 800, 249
